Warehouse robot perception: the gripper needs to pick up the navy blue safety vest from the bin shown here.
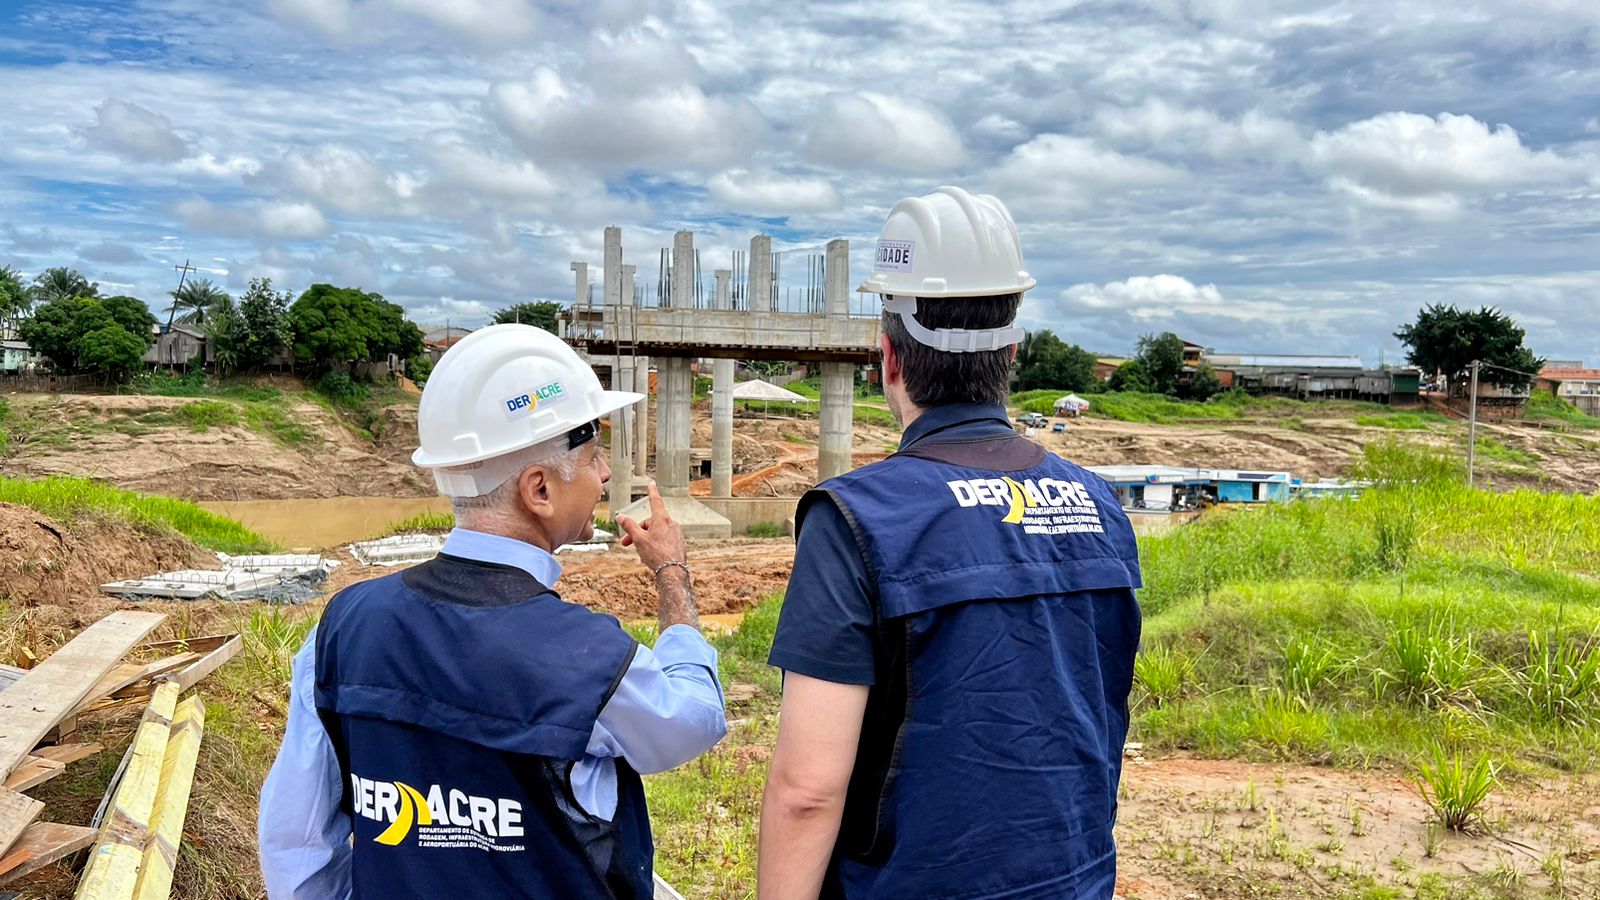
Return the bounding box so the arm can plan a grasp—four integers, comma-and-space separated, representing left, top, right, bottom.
313, 553, 653, 899
800, 426, 1142, 899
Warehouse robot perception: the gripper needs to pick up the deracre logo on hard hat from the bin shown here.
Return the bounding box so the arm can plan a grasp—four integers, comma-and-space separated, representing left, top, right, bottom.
502, 380, 568, 422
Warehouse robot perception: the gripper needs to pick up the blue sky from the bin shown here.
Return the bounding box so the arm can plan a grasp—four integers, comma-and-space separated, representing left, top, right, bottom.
1, 0, 1598, 363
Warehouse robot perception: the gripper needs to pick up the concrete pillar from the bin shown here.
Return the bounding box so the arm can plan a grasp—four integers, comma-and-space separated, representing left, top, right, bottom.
622, 262, 649, 479
819, 363, 852, 482
711, 269, 734, 499
570, 262, 588, 336
609, 354, 633, 522
633, 355, 650, 478
825, 239, 849, 316
818, 239, 853, 482
748, 235, 772, 312
657, 357, 692, 496
670, 230, 694, 309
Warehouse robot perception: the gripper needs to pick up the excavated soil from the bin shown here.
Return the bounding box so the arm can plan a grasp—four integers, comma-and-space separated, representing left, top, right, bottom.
1, 394, 433, 501
320, 538, 795, 620
0, 502, 212, 611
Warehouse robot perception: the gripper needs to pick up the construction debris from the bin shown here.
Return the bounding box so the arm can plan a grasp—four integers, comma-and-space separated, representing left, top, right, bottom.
101, 555, 337, 603
348, 533, 444, 567
0, 611, 237, 895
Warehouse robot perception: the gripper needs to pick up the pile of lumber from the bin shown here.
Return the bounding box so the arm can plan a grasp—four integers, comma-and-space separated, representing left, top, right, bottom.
0, 611, 239, 897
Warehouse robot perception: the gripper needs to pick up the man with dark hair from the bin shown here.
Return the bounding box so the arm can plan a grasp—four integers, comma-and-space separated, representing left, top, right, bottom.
757, 187, 1143, 899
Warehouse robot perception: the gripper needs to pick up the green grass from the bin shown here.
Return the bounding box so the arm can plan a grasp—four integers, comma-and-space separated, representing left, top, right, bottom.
0, 474, 278, 553
123, 370, 285, 403
1526, 390, 1600, 428
734, 398, 898, 429
1356, 411, 1450, 430
1131, 443, 1600, 771
385, 510, 455, 535
1473, 436, 1539, 468
745, 521, 784, 538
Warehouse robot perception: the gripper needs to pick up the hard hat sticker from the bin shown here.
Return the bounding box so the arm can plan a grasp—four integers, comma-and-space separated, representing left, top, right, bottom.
503, 380, 568, 421
875, 239, 915, 273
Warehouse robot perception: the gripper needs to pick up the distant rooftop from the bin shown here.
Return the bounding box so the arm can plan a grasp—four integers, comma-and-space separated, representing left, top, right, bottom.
1541, 367, 1600, 380
1207, 353, 1366, 369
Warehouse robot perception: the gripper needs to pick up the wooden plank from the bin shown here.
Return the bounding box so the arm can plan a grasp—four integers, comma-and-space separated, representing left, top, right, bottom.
131, 697, 205, 900
3, 744, 104, 792
0, 791, 43, 860
159, 635, 242, 693
0, 822, 97, 883
136, 634, 234, 655
0, 611, 166, 779
75, 682, 179, 899
2, 758, 64, 794
105, 654, 202, 702
48, 654, 199, 744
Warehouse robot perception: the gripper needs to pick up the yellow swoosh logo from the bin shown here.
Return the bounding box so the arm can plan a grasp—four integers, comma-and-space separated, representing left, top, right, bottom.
374, 781, 432, 845
1002, 477, 1027, 524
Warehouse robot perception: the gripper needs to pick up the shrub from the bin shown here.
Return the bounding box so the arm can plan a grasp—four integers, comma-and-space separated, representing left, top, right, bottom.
1283, 639, 1344, 698
1134, 644, 1196, 708
1416, 744, 1497, 832
1381, 622, 1484, 708
315, 371, 369, 407
1511, 630, 1600, 728
177, 400, 239, 431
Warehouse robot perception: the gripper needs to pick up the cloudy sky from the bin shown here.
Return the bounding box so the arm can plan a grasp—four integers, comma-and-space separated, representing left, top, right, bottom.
2, 0, 1598, 363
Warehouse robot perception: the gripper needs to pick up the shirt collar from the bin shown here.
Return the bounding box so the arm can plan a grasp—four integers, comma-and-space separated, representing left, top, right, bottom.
899, 401, 1012, 451
440, 528, 563, 587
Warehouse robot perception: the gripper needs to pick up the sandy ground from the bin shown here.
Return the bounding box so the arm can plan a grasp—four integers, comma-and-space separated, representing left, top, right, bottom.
1114, 756, 1600, 898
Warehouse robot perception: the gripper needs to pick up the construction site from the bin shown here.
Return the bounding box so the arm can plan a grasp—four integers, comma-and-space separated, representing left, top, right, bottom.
0, 225, 1596, 900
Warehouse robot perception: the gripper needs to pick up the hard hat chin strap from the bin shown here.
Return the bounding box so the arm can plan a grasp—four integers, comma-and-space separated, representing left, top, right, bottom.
882, 295, 1024, 354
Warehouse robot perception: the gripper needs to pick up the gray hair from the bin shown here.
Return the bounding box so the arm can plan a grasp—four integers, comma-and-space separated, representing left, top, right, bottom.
450, 437, 583, 528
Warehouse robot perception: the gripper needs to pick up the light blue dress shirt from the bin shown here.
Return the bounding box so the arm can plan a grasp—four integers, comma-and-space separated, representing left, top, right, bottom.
257, 528, 727, 900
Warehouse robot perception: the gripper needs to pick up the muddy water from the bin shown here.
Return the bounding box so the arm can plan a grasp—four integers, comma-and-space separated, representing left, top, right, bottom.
200, 496, 454, 548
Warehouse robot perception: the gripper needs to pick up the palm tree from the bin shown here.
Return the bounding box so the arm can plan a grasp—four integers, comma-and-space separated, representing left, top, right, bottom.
28, 267, 97, 304
167, 278, 230, 327
0, 265, 27, 339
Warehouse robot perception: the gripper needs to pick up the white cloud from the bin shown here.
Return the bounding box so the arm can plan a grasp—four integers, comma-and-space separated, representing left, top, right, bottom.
1307, 112, 1592, 217
253, 145, 406, 216
172, 198, 331, 240
1058, 275, 1234, 319
801, 92, 965, 174
987, 135, 1182, 212
265, 0, 538, 46
488, 28, 767, 172
706, 169, 839, 216
1092, 99, 1302, 162
81, 99, 190, 162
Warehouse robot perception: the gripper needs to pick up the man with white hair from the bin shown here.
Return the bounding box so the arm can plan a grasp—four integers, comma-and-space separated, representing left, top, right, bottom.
259, 324, 727, 899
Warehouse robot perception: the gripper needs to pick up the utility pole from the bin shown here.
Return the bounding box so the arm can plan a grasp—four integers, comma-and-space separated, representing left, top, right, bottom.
164, 259, 196, 333
1466, 359, 1480, 489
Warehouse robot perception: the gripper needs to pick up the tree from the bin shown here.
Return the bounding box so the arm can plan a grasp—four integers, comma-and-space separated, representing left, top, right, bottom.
1134, 333, 1186, 394
18, 294, 152, 380
289, 284, 424, 374
77, 324, 147, 382
1015, 329, 1098, 392
209, 277, 292, 374
167, 278, 229, 326
491, 301, 564, 334
1180, 364, 1223, 401
29, 267, 97, 304
0, 266, 28, 337
99, 295, 157, 339
1394, 305, 1543, 390
1107, 359, 1153, 393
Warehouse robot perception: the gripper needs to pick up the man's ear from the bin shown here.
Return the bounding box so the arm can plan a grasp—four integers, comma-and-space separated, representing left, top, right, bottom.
517, 465, 555, 519
879, 333, 899, 386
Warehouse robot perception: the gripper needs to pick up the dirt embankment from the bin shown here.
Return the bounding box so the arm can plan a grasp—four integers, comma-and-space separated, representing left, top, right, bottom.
0, 502, 213, 612
1, 394, 433, 501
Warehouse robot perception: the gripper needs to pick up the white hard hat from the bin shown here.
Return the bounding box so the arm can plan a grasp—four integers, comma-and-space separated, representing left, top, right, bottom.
412, 323, 642, 497
858, 185, 1034, 353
